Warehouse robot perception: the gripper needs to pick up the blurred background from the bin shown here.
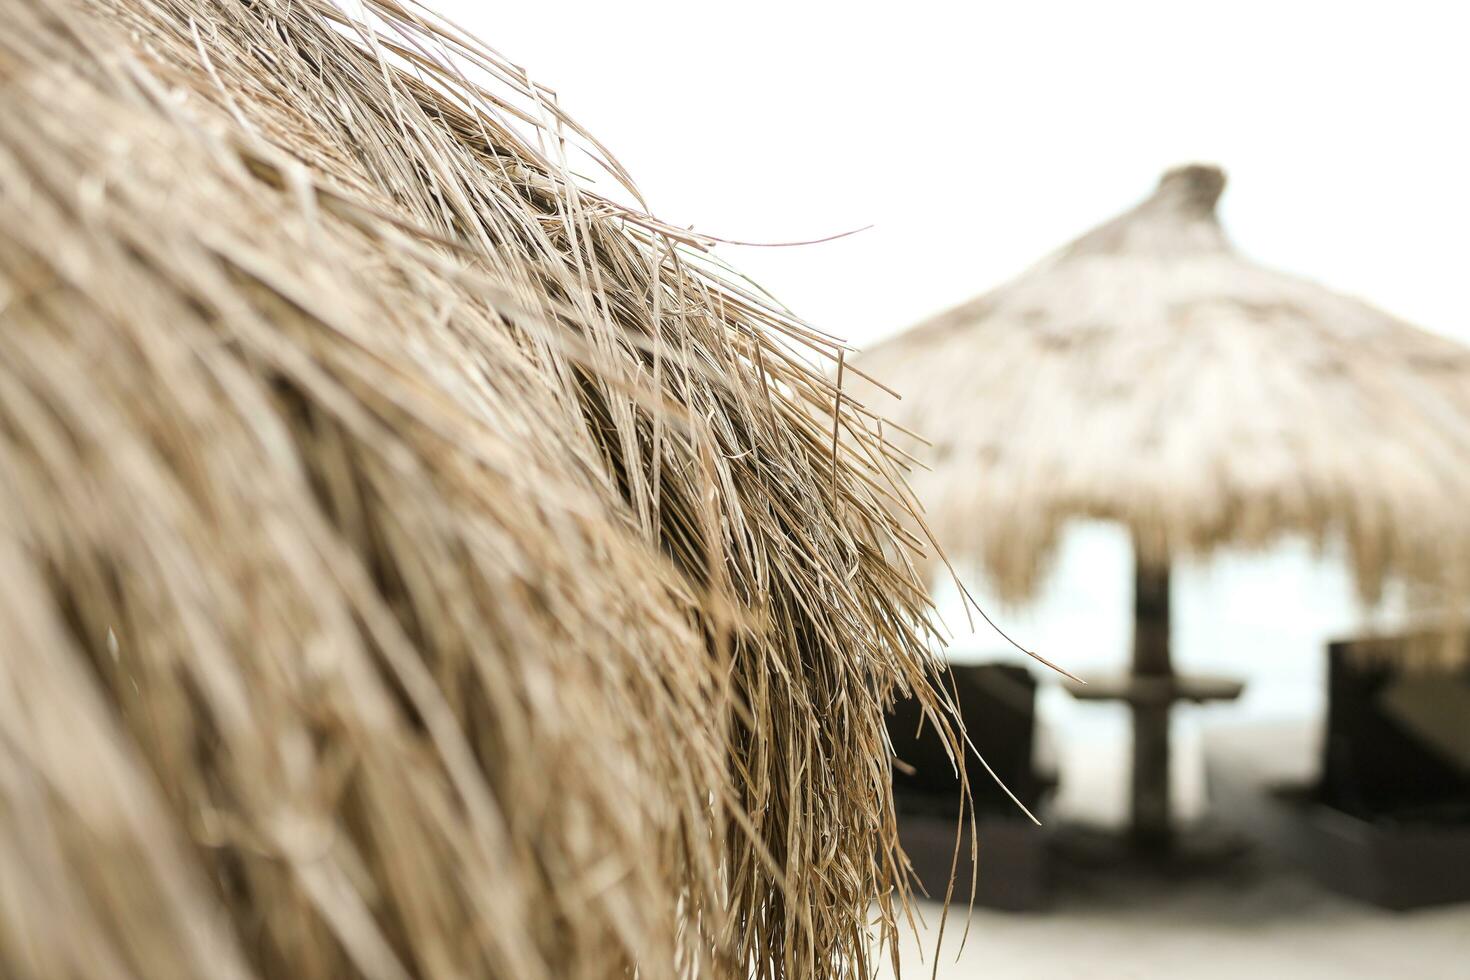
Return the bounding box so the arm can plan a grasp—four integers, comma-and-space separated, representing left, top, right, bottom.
439, 1, 1470, 975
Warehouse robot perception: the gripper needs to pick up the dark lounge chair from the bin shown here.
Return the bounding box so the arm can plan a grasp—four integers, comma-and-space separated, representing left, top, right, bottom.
887, 662, 1055, 911
1206, 635, 1470, 909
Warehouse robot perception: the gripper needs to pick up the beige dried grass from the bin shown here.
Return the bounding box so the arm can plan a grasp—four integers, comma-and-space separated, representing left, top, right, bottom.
0, 1, 965, 977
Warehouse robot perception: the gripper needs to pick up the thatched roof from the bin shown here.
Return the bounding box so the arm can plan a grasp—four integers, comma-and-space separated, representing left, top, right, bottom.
0, 1, 959, 977
856, 164, 1470, 607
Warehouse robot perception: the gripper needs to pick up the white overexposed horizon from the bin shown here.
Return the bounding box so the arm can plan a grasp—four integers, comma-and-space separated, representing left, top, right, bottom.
434, 0, 1468, 351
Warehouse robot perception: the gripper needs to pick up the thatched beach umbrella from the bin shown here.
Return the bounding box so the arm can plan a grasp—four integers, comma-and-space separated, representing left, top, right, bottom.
856, 163, 1470, 850
0, 1, 962, 978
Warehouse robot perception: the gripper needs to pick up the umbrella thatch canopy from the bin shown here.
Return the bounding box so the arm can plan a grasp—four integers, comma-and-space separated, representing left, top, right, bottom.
858, 164, 1470, 609
856, 163, 1470, 848
0, 1, 961, 977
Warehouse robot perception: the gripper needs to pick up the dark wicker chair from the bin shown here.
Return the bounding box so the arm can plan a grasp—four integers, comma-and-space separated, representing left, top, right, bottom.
886, 662, 1055, 910
1206, 636, 1470, 909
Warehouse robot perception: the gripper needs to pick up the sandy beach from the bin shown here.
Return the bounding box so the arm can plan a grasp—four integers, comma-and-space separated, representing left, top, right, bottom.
880, 711, 1470, 979
883, 855, 1470, 980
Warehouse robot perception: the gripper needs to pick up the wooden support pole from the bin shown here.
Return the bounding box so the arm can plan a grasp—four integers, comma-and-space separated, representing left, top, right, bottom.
1130, 559, 1173, 850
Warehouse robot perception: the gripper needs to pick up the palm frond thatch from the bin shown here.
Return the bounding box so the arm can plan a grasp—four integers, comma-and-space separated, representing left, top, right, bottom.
0, 1, 961, 977
857, 164, 1470, 617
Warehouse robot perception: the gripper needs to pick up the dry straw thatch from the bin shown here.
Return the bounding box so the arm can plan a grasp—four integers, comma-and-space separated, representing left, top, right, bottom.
0, 1, 963, 977
857, 165, 1470, 617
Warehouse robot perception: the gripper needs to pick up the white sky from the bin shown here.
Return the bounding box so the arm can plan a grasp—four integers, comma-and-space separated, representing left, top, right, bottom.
436, 0, 1469, 349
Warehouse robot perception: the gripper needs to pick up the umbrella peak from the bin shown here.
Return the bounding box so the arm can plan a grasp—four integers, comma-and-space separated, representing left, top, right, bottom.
1153, 163, 1226, 215
1059, 163, 1229, 259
